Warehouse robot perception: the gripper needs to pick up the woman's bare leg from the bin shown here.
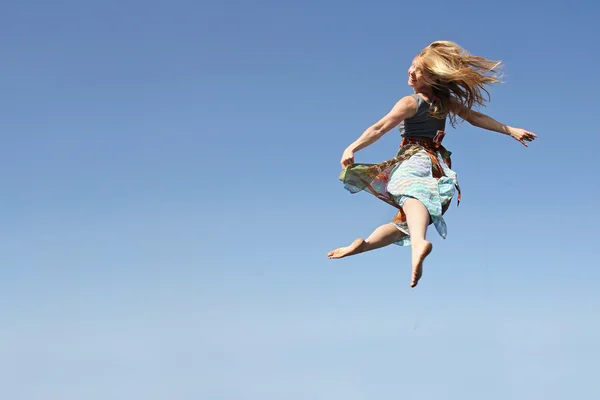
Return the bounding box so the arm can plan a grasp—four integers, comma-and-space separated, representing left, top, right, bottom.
402, 198, 433, 287
328, 224, 403, 259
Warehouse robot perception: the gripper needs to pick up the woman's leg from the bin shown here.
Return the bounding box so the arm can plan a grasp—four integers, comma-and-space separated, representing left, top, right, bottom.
328, 199, 433, 288
328, 224, 403, 259
402, 198, 433, 287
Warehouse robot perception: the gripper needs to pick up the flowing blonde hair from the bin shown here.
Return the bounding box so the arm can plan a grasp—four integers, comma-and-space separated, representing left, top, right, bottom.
414, 41, 503, 126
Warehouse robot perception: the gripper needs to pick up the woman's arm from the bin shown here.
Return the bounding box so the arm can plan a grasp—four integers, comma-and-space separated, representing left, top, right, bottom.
454, 104, 537, 147
464, 109, 511, 134
341, 96, 417, 167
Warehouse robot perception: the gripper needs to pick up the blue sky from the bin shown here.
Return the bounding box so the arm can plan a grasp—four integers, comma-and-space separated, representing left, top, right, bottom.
1, 0, 599, 399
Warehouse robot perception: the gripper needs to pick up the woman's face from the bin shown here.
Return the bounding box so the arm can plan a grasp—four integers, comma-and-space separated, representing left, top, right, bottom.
407, 57, 431, 91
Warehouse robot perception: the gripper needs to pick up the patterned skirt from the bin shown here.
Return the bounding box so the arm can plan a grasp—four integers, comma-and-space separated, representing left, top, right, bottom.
339, 134, 461, 246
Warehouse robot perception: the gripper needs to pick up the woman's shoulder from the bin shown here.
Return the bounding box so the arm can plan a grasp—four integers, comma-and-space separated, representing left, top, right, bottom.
397, 93, 419, 110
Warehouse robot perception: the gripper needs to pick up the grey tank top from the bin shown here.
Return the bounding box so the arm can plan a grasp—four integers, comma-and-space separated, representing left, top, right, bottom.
398, 93, 446, 139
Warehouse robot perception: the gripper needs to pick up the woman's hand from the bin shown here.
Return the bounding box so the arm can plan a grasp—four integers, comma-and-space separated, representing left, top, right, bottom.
340, 147, 355, 168
509, 127, 537, 147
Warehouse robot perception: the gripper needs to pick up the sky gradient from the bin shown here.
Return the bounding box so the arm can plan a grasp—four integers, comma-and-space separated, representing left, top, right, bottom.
1, 0, 599, 399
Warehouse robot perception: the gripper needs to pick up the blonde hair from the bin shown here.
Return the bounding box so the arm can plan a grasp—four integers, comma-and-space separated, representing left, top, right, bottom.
415, 40, 503, 126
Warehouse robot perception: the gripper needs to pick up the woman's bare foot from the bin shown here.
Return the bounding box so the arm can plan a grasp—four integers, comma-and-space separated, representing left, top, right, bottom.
328, 238, 365, 259
410, 240, 432, 287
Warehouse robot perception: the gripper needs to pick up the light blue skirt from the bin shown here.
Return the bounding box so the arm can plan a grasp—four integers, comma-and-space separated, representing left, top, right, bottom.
386, 149, 458, 246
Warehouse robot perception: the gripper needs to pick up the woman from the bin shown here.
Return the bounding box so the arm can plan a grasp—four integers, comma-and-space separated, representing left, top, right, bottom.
327, 41, 537, 288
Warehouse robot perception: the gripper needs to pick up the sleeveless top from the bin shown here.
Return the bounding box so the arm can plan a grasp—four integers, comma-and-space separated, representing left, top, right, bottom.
398, 93, 446, 139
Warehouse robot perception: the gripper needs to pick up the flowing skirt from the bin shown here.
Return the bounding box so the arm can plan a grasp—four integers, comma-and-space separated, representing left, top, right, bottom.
338, 137, 461, 246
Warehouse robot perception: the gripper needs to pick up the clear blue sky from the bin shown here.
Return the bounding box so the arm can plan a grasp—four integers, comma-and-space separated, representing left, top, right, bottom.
2, 0, 599, 399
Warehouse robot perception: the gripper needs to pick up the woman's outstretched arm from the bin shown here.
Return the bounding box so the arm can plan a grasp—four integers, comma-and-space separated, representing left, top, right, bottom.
341, 95, 417, 168
454, 105, 537, 147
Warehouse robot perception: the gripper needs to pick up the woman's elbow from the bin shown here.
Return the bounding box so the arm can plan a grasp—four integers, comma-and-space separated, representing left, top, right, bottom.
368, 124, 386, 138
